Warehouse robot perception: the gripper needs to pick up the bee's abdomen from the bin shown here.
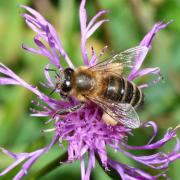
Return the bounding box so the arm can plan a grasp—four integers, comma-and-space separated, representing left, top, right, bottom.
104, 75, 143, 108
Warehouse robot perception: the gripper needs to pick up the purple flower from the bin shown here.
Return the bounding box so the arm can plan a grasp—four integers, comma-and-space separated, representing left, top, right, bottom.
0, 1, 179, 180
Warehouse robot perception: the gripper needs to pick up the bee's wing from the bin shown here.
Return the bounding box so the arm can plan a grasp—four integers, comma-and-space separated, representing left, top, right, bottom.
87, 96, 141, 129
89, 45, 148, 74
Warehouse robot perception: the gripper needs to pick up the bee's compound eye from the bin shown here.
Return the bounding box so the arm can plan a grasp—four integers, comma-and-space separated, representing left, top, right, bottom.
64, 68, 74, 78
61, 68, 74, 92
61, 80, 72, 92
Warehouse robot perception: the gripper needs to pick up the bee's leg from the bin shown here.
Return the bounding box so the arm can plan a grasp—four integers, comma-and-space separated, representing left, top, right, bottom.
53, 102, 85, 117
60, 91, 68, 101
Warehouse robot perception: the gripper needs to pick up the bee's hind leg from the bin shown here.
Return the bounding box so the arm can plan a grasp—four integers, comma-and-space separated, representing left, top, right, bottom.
53, 102, 85, 118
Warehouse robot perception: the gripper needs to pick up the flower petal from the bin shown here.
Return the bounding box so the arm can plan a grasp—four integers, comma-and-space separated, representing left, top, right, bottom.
21, 5, 74, 69
86, 19, 109, 39
84, 153, 93, 180
79, 0, 89, 65
79, 0, 87, 34
22, 44, 42, 55
140, 21, 173, 48
108, 158, 155, 180
124, 127, 178, 150
130, 67, 162, 88
0, 77, 19, 85
0, 63, 43, 98
86, 10, 109, 31
129, 21, 172, 79
89, 46, 108, 66
0, 157, 26, 176
143, 121, 158, 145
0, 133, 59, 179
79, 1, 109, 66
111, 137, 180, 170
13, 149, 45, 180
0, 63, 61, 109
80, 158, 85, 180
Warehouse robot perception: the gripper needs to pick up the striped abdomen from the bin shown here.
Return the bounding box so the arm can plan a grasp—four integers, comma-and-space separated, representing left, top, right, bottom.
104, 75, 144, 108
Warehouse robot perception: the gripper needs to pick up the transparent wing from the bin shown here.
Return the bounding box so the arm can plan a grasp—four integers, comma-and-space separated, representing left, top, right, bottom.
89, 45, 148, 74
87, 96, 140, 129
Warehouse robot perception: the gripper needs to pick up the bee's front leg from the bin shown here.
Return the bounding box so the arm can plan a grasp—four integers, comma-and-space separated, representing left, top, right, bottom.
60, 91, 68, 101
53, 102, 85, 117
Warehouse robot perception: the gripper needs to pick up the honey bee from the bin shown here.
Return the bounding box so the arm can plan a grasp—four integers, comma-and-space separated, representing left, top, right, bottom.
52, 46, 148, 129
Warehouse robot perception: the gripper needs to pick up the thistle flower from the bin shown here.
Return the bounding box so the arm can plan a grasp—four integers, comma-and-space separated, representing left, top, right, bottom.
0, 1, 179, 180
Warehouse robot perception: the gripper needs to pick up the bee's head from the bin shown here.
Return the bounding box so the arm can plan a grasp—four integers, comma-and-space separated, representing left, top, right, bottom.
57, 68, 74, 94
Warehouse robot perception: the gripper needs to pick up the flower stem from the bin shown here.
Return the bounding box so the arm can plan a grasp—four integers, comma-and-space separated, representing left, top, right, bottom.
29, 151, 68, 179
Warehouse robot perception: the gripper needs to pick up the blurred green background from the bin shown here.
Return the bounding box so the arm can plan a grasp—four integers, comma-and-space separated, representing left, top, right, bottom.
0, 0, 180, 179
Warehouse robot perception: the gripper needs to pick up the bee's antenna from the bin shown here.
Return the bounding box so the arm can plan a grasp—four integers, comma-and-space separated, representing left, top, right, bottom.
45, 68, 56, 72
45, 68, 60, 78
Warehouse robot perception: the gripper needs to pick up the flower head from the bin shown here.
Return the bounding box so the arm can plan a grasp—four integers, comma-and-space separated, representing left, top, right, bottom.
0, 1, 179, 180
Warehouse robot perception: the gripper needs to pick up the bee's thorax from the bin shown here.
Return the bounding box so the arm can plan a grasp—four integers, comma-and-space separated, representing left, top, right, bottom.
75, 72, 95, 92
